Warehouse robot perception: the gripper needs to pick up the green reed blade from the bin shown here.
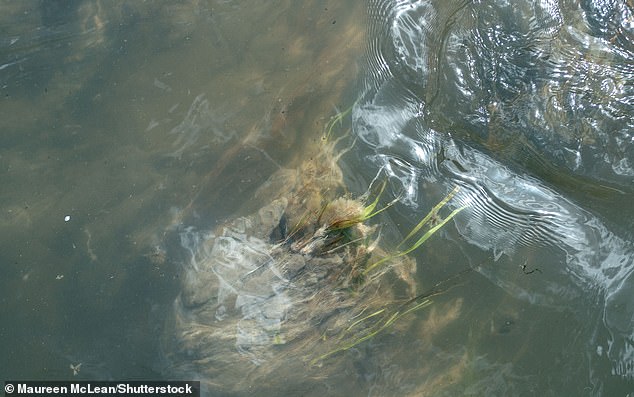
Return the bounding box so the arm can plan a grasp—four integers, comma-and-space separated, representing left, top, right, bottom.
323, 104, 353, 142
398, 206, 466, 257
363, 203, 465, 275
398, 186, 460, 249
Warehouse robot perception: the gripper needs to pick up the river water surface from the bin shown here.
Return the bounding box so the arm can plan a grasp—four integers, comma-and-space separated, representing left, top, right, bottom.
1, 1, 633, 396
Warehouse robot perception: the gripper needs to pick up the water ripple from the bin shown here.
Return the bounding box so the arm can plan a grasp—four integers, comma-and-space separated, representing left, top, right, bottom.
358, 0, 634, 389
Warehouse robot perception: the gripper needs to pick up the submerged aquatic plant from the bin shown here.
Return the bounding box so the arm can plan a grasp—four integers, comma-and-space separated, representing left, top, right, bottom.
307, 185, 466, 364
322, 103, 354, 142
319, 180, 396, 231
363, 186, 466, 275
312, 298, 433, 364
178, 103, 467, 369
311, 265, 472, 365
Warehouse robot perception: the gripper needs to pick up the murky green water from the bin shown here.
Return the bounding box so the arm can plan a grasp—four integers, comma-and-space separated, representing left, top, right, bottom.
1, 1, 632, 396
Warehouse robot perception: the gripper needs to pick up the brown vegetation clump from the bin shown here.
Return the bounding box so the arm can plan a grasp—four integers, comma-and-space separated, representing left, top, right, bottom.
161, 107, 465, 395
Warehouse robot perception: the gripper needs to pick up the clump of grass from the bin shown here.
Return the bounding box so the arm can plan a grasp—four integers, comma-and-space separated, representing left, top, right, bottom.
308, 186, 466, 365
363, 186, 465, 275
310, 266, 472, 366
316, 107, 466, 277
287, 179, 397, 267
311, 298, 433, 365
286, 105, 467, 365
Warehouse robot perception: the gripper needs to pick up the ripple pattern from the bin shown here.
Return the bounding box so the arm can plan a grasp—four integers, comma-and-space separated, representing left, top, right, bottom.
357, 0, 634, 389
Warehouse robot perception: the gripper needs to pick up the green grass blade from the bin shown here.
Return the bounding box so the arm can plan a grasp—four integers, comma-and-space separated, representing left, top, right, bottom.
362, 180, 386, 219
398, 186, 460, 249
323, 104, 353, 141
362, 254, 394, 275
345, 308, 386, 332
398, 206, 466, 256
311, 312, 399, 365
311, 299, 434, 365
363, 205, 466, 275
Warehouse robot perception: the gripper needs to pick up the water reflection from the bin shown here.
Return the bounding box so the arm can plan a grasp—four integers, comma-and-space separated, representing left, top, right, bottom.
356, 0, 634, 394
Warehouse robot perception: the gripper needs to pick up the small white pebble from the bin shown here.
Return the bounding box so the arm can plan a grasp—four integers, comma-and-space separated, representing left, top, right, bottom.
70, 363, 82, 376
64, 215, 71, 222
